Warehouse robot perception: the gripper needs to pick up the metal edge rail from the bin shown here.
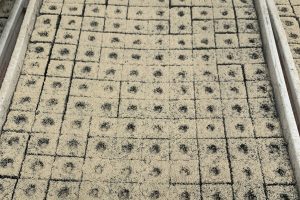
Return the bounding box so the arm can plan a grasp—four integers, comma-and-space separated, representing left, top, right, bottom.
255, 0, 300, 192
0, 0, 42, 132
0, 0, 28, 84
266, 0, 300, 131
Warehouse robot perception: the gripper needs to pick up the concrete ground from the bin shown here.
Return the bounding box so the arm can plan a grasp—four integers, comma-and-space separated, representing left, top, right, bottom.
0, 0, 299, 199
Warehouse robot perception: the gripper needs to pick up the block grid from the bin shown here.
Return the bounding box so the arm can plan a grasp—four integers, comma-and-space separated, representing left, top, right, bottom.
0, 0, 299, 199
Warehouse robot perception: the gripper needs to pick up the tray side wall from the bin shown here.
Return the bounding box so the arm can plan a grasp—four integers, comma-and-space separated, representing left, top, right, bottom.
0, 0, 42, 132
255, 0, 300, 192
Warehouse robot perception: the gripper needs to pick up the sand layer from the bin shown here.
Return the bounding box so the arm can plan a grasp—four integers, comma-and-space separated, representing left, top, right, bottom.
0, 0, 299, 199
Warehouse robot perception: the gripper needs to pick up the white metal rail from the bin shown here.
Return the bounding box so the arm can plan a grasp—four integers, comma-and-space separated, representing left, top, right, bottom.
0, 0, 28, 85
0, 0, 40, 132
266, 0, 300, 130
255, 0, 300, 192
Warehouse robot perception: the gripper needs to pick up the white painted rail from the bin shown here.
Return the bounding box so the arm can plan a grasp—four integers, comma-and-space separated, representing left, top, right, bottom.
0, 0, 28, 84
266, 0, 300, 130
255, 0, 300, 192
0, 0, 42, 131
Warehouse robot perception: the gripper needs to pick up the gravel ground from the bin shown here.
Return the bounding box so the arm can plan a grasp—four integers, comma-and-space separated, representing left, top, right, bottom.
0, 0, 299, 199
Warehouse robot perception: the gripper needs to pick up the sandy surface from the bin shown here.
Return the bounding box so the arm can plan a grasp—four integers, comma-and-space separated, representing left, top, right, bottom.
0, 0, 299, 199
